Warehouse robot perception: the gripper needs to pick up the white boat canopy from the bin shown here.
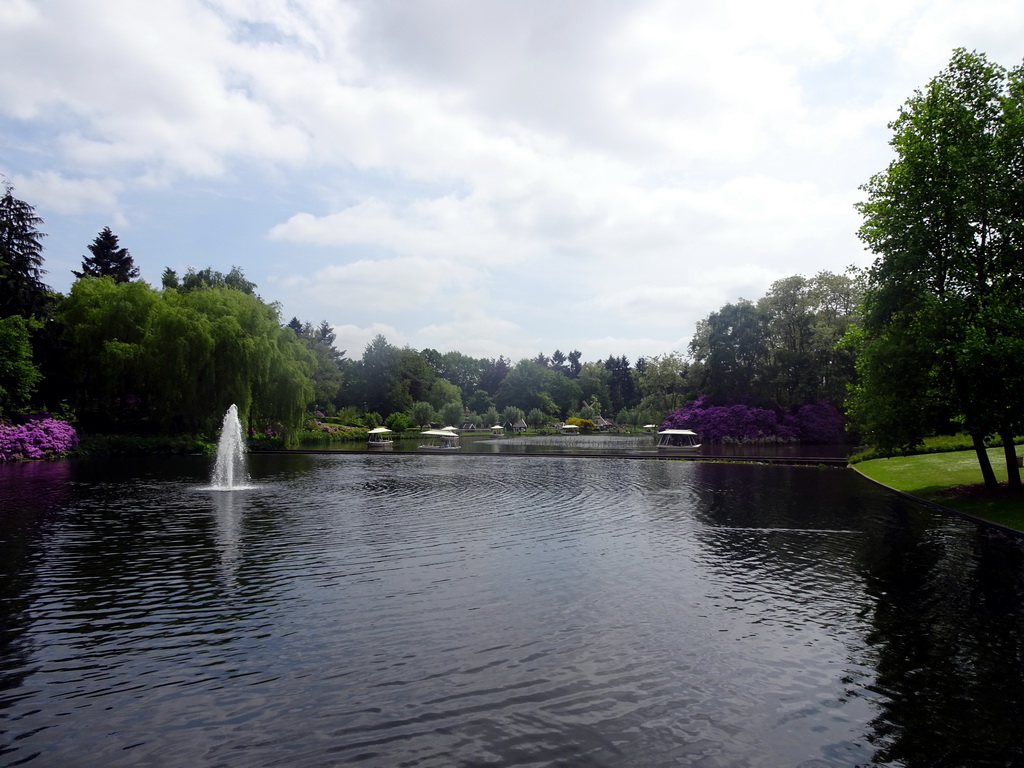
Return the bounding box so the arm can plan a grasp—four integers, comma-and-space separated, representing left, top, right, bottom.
368, 427, 392, 434
658, 429, 698, 435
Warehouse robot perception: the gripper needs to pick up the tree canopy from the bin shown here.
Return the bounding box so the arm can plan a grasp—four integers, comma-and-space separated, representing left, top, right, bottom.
60, 275, 314, 440
0, 315, 42, 415
849, 48, 1024, 487
688, 270, 860, 409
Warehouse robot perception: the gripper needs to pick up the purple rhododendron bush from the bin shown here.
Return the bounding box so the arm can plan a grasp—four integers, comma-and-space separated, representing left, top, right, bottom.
662, 397, 846, 444
0, 414, 79, 462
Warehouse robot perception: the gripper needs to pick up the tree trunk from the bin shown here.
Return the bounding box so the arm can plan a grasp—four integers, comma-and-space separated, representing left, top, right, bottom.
1001, 430, 1021, 491
972, 432, 999, 489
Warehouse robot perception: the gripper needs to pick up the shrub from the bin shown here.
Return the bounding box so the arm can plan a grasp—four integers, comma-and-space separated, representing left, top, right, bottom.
0, 415, 79, 462
784, 401, 847, 444
385, 411, 412, 432
662, 397, 845, 444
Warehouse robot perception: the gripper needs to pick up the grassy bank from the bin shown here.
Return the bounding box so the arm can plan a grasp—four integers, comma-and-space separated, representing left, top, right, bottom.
854, 446, 1024, 532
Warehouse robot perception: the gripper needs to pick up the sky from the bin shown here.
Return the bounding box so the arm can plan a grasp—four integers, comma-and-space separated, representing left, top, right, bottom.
2, 0, 1023, 365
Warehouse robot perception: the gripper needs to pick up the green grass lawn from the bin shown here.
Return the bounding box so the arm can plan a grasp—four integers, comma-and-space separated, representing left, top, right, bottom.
855, 447, 1024, 531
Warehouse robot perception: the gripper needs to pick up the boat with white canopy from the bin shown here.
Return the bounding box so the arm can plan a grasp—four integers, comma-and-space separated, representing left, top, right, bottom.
367, 426, 394, 447
419, 429, 460, 451
656, 429, 701, 451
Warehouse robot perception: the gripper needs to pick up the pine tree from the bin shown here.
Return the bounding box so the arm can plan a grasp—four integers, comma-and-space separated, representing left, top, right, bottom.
74, 227, 139, 283
161, 267, 179, 289
0, 181, 49, 318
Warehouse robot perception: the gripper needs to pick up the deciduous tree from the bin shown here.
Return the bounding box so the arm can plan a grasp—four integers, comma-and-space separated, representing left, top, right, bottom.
689, 301, 768, 404
636, 353, 692, 418
851, 49, 1024, 488
0, 315, 42, 415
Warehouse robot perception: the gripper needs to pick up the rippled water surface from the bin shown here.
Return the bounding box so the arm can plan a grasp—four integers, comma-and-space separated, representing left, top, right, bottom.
2, 454, 1023, 767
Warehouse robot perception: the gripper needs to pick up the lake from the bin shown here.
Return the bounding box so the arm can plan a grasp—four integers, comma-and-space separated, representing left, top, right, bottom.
1, 450, 1022, 767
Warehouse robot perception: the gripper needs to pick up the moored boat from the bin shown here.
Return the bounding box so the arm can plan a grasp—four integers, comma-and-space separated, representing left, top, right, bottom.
419, 429, 460, 451
368, 427, 394, 447
657, 429, 701, 451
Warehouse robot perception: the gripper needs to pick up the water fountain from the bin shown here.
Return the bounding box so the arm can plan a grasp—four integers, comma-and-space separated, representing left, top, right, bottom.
210, 404, 251, 490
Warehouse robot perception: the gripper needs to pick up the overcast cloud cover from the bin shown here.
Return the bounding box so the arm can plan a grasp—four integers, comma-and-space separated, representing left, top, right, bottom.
2, 0, 1023, 363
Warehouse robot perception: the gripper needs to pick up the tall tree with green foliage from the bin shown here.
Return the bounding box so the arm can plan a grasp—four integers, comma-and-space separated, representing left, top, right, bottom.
636, 353, 692, 418
805, 270, 863, 406
74, 227, 139, 283
549, 350, 568, 375
61, 274, 314, 441
353, 335, 419, 416
427, 378, 462, 412
287, 317, 345, 412
604, 355, 638, 414
755, 271, 863, 409
480, 356, 511, 395
59, 277, 159, 429
0, 315, 42, 415
757, 276, 815, 407
431, 350, 485, 401
689, 300, 768, 405
850, 48, 1024, 488
0, 182, 49, 319
440, 401, 464, 428
410, 400, 436, 428
495, 359, 580, 417
567, 350, 582, 378
168, 286, 314, 437
496, 360, 557, 415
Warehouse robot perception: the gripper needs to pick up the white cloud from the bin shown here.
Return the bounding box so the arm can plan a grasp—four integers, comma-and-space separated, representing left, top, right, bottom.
8, 170, 122, 217
328, 321, 405, 360
275, 252, 488, 312
3, 0, 1023, 364
412, 307, 526, 359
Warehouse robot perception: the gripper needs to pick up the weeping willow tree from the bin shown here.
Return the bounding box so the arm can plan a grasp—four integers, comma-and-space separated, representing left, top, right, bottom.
59, 277, 160, 430
60, 275, 314, 443
250, 325, 317, 442
149, 287, 314, 440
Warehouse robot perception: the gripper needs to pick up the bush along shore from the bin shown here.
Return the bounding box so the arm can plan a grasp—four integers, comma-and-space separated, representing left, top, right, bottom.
0, 414, 79, 462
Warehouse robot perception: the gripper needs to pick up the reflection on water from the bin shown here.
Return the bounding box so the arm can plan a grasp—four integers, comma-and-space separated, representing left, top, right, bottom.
1, 455, 1022, 767
300, 432, 852, 459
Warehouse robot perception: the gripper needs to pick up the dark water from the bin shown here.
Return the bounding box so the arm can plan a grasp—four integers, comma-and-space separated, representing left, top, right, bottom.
1, 454, 1023, 767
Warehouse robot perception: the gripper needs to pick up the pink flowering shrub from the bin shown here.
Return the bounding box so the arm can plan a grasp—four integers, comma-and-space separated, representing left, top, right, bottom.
662, 397, 845, 444
0, 415, 79, 462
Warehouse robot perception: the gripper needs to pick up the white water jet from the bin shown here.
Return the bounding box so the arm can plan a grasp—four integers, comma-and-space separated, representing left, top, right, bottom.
211, 404, 251, 490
